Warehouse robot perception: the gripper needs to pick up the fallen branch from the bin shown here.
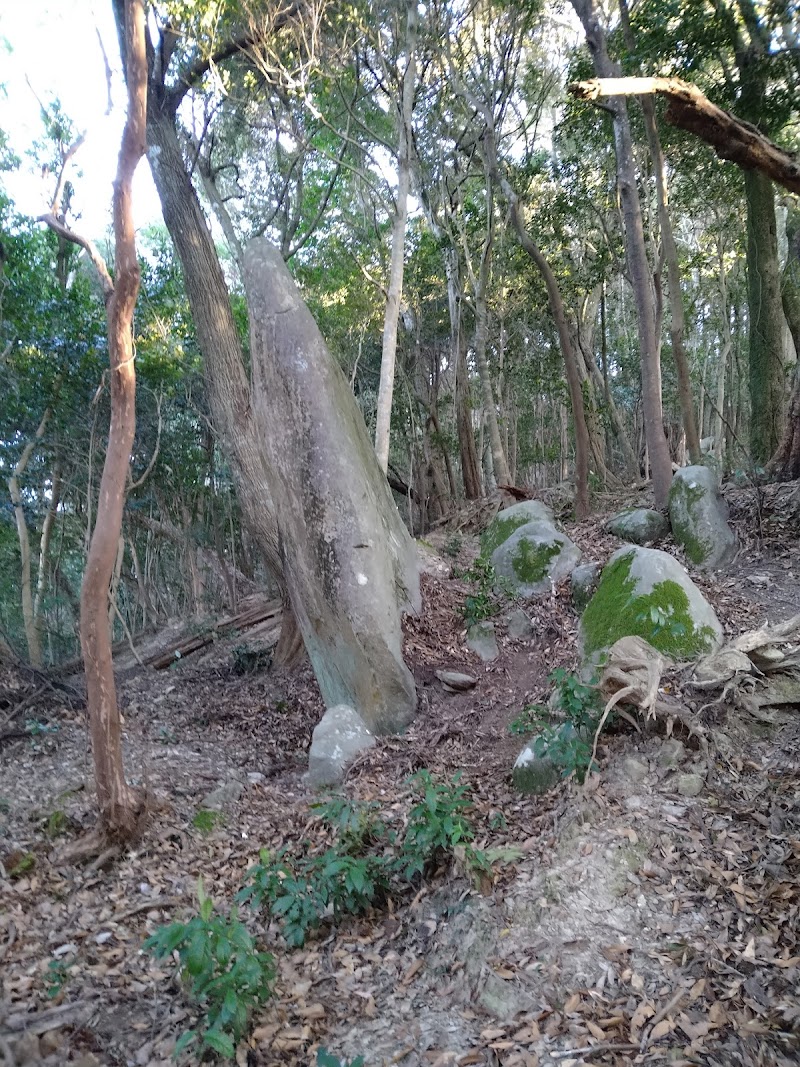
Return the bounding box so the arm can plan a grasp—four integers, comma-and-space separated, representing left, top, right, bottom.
568, 76, 800, 195
1, 1000, 92, 1035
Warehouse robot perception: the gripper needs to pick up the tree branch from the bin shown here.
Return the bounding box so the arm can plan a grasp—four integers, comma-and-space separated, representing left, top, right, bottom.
569, 76, 800, 194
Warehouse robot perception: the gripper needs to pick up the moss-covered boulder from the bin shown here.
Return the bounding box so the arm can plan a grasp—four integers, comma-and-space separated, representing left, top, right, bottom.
580, 546, 723, 660
668, 465, 736, 570
606, 508, 669, 545
481, 500, 554, 559
512, 725, 578, 795
571, 562, 601, 612
491, 520, 581, 598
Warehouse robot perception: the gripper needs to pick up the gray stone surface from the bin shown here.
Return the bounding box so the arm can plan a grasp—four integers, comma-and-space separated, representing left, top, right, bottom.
571, 562, 601, 612
244, 239, 420, 735
201, 780, 244, 811
606, 508, 669, 545
307, 704, 376, 788
435, 670, 477, 691
676, 772, 704, 797
491, 520, 581, 598
512, 725, 577, 795
467, 622, 499, 662
669, 465, 736, 570
620, 756, 648, 783
580, 546, 724, 659
657, 740, 686, 768
506, 608, 534, 640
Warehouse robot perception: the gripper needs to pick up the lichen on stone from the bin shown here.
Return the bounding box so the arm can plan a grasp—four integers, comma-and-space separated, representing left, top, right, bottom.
581, 550, 717, 658
668, 479, 712, 564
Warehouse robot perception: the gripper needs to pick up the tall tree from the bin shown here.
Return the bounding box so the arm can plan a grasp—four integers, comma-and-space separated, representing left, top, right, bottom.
571, 0, 673, 506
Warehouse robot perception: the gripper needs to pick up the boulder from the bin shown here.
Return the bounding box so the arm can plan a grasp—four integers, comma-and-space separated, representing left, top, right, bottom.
606, 508, 669, 545
669, 465, 736, 570
506, 607, 534, 640
306, 704, 376, 788
580, 546, 723, 660
491, 520, 581, 598
201, 780, 244, 812
481, 499, 554, 558
466, 621, 499, 662
571, 562, 601, 612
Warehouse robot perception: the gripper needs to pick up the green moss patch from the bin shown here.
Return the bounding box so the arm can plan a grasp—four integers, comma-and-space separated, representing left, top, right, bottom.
581, 550, 716, 658
481, 514, 531, 559
511, 538, 562, 584
668, 480, 712, 564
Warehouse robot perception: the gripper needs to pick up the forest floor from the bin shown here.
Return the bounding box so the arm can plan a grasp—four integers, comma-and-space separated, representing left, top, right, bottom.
2, 482, 800, 1067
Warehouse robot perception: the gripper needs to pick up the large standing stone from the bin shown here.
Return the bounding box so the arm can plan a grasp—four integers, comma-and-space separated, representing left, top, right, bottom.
307, 705, 376, 788
244, 240, 420, 735
481, 500, 554, 558
580, 546, 723, 660
491, 520, 581, 598
606, 508, 669, 545
669, 465, 736, 570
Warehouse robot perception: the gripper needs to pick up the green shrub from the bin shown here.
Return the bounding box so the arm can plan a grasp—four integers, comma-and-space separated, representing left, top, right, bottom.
317, 1050, 365, 1067
144, 879, 275, 1060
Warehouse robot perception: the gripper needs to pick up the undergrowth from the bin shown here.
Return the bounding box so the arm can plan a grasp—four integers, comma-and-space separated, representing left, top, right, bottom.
509, 668, 607, 783
145, 772, 493, 1061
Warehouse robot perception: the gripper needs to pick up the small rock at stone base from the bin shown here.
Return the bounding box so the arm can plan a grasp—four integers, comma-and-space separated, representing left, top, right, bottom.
247, 771, 266, 784
676, 773, 704, 797
506, 607, 534, 640
306, 704, 376, 788
658, 739, 686, 768
466, 621, 499, 662
434, 669, 478, 692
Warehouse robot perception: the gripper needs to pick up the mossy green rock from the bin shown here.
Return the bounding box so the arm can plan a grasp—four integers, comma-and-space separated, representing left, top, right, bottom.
491, 520, 580, 598
571, 562, 601, 612
481, 500, 554, 558
580, 546, 723, 660
668, 465, 736, 570
606, 508, 669, 545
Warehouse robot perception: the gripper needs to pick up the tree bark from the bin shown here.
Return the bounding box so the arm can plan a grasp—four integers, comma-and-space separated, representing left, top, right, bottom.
745, 169, 785, 462
80, 0, 148, 841
374, 0, 417, 473
144, 68, 302, 662
768, 211, 800, 478
570, 0, 673, 507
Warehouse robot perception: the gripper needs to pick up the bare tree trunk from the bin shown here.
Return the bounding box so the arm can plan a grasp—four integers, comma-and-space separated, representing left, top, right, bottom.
374, 0, 417, 472
619, 0, 700, 463
768, 210, 800, 478
470, 187, 511, 486
33, 456, 62, 654
80, 0, 148, 841
571, 0, 673, 506
446, 252, 481, 499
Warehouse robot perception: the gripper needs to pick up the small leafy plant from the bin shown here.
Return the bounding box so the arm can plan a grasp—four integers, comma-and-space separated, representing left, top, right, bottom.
443, 534, 463, 559
635, 604, 687, 642
508, 705, 547, 736
231, 643, 272, 676
45, 958, 72, 999
396, 770, 486, 880
144, 879, 275, 1060
460, 558, 502, 629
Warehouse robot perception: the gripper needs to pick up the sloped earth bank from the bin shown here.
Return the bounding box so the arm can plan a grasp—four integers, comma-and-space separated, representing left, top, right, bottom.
2, 486, 800, 1067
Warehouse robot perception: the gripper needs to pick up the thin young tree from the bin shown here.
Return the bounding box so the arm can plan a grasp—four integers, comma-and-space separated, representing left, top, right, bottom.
40, 0, 148, 843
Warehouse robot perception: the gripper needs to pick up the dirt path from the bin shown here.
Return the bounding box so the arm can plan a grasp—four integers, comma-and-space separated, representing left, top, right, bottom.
2, 493, 800, 1066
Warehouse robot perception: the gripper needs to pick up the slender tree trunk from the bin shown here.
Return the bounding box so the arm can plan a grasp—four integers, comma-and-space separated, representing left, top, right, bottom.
746, 170, 785, 461
33, 456, 62, 651
471, 200, 511, 486
504, 193, 591, 517
374, 0, 417, 472
445, 251, 481, 498
80, 0, 148, 841
620, 0, 700, 462
571, 0, 673, 506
